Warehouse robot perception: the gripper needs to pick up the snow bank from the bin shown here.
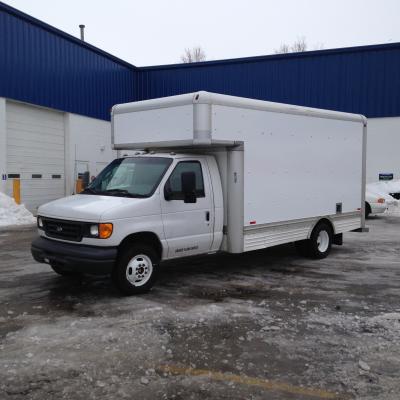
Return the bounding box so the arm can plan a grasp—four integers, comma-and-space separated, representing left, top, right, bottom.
387, 203, 400, 216
365, 312, 400, 333
367, 179, 400, 198
0, 192, 36, 227
366, 180, 400, 215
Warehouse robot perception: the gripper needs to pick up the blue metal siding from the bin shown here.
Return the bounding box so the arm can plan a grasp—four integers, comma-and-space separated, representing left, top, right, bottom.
1, 2, 400, 120
0, 5, 136, 120
138, 45, 400, 118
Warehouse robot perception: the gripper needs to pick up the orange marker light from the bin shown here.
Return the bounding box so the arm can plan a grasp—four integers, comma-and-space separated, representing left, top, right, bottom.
99, 223, 113, 239
377, 198, 385, 204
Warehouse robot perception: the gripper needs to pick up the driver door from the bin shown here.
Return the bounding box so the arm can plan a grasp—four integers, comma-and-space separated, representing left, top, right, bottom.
161, 159, 214, 258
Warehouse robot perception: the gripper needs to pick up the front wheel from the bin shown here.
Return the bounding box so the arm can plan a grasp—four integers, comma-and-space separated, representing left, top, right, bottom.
113, 243, 159, 295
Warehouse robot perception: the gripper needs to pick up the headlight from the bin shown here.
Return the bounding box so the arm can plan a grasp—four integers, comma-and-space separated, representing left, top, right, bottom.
90, 224, 99, 236
87, 223, 113, 239
377, 198, 385, 204
37, 217, 44, 228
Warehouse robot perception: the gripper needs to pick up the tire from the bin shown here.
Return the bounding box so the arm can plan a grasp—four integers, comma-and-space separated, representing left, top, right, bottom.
50, 263, 80, 277
308, 222, 333, 259
365, 202, 371, 219
113, 243, 159, 295
295, 222, 333, 259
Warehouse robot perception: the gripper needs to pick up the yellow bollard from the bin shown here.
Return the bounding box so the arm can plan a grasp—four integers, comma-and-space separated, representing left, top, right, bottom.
75, 178, 84, 194
13, 179, 21, 205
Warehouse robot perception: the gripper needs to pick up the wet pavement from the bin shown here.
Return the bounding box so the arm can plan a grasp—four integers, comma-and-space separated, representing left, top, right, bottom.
0, 216, 399, 399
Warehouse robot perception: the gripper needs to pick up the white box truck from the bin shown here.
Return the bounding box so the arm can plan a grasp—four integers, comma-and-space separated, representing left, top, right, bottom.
31, 92, 367, 295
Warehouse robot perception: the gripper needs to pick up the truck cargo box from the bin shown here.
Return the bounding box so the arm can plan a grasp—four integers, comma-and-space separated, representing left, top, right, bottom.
112, 91, 366, 252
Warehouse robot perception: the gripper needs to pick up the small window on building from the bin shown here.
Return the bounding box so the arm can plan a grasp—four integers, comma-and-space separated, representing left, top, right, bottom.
8, 174, 20, 179
52, 174, 62, 179
32, 174, 42, 179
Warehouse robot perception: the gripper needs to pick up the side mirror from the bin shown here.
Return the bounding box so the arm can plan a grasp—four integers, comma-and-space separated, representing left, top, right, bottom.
181, 171, 197, 203
164, 183, 172, 201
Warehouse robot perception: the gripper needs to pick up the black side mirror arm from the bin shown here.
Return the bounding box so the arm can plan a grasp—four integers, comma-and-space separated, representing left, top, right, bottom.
184, 191, 197, 204
164, 185, 172, 201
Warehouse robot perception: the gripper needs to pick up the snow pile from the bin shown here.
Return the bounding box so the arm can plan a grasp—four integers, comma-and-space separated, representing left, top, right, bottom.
367, 179, 400, 197
387, 202, 400, 216
366, 180, 400, 215
306, 312, 400, 341
0, 192, 36, 227
365, 312, 400, 330
363, 313, 400, 339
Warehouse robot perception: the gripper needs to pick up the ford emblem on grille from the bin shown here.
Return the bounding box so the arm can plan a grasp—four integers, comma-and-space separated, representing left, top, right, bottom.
56, 226, 63, 232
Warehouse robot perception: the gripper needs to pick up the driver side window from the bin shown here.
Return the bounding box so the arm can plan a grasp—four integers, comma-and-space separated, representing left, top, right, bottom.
165, 161, 205, 200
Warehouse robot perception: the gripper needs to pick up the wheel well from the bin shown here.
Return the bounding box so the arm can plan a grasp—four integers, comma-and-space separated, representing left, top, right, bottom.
309, 218, 334, 238
365, 202, 371, 213
119, 232, 163, 259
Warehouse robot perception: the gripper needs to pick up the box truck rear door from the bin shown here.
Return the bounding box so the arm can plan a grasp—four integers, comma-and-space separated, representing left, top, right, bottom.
161, 159, 213, 258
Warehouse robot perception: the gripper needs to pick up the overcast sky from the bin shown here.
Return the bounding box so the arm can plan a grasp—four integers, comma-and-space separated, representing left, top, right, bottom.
4, 0, 400, 66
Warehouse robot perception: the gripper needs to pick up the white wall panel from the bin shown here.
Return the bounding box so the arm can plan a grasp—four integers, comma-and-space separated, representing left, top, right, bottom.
65, 113, 115, 195
6, 101, 65, 212
367, 117, 400, 183
0, 98, 6, 194
1, 101, 116, 213
212, 105, 363, 225
113, 105, 193, 146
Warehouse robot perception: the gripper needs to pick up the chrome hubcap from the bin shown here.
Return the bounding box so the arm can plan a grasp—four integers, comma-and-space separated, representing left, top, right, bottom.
126, 254, 153, 287
317, 230, 330, 253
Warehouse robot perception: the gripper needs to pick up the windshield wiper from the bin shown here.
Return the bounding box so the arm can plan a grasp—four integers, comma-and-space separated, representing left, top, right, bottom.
101, 189, 148, 198
80, 187, 99, 195
102, 189, 136, 197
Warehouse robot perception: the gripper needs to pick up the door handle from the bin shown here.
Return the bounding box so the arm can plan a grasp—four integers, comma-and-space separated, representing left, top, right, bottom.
205, 211, 210, 221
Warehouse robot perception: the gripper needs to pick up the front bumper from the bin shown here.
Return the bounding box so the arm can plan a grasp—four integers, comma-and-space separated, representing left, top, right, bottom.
31, 237, 117, 274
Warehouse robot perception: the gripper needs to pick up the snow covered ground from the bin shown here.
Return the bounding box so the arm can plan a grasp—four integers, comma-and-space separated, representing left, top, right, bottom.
0, 193, 36, 228
1, 216, 400, 399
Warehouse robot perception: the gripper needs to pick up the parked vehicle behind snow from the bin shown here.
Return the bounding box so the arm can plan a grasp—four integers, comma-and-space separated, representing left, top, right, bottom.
366, 180, 400, 217
365, 191, 387, 218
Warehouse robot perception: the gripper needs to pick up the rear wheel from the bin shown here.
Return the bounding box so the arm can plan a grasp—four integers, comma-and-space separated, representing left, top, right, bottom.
113, 243, 159, 295
295, 222, 333, 259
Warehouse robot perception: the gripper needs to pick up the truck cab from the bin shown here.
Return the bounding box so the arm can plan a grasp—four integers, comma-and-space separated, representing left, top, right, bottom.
32, 152, 224, 295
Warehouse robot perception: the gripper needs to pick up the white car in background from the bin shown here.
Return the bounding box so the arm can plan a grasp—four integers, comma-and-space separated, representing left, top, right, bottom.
365, 180, 400, 218
365, 191, 388, 218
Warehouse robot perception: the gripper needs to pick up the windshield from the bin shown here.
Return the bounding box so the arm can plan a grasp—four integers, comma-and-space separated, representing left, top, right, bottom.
83, 157, 172, 198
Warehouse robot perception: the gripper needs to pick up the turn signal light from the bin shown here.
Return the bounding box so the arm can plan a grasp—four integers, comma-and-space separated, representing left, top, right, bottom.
377, 198, 385, 204
99, 223, 113, 239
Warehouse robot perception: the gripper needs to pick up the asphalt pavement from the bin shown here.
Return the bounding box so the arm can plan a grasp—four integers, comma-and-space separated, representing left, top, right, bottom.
0, 215, 399, 399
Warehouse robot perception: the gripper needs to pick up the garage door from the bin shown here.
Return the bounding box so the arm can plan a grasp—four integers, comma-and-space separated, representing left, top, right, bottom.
6, 101, 65, 213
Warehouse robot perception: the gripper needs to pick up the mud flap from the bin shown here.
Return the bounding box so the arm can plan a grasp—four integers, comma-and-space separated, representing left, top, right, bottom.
333, 233, 343, 246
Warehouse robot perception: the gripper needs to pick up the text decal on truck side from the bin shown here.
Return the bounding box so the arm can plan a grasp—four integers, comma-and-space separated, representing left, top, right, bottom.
175, 246, 199, 253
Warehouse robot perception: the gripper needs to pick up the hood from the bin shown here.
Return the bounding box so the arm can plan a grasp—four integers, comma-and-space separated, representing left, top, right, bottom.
37, 194, 149, 222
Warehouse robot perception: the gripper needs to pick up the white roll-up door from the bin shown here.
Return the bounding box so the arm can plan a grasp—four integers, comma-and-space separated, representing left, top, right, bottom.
6, 101, 65, 213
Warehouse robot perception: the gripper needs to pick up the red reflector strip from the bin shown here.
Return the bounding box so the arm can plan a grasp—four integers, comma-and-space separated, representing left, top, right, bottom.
250, 221, 256, 225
